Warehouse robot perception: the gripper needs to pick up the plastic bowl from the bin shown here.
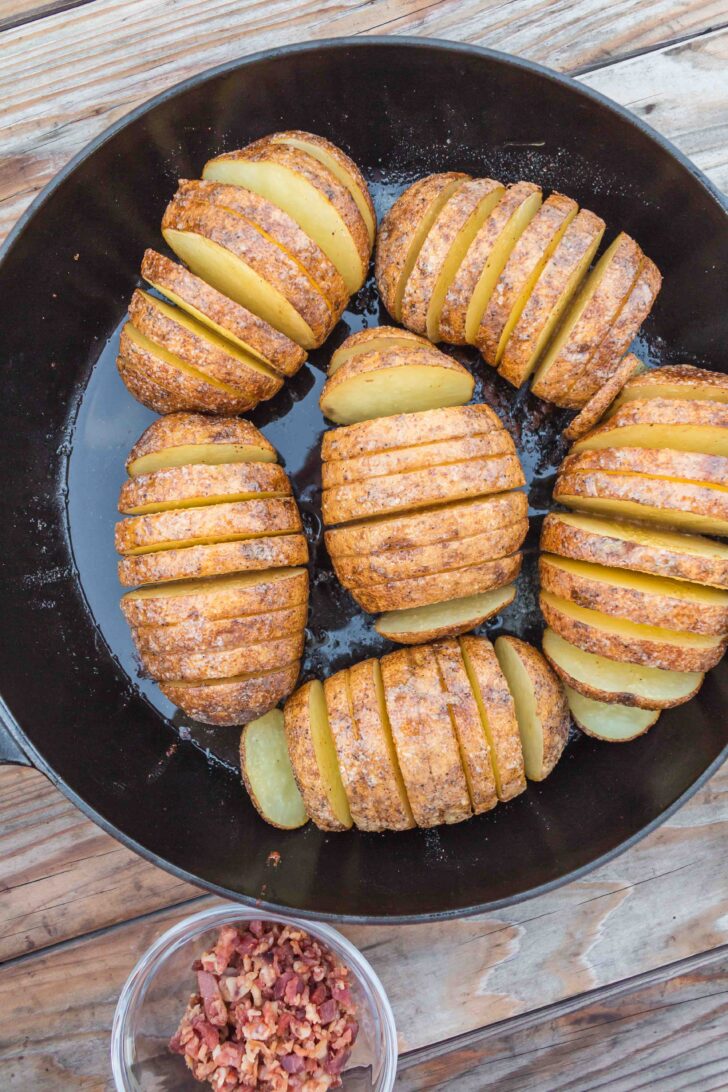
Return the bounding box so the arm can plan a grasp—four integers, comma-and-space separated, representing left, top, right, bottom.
111, 902, 398, 1091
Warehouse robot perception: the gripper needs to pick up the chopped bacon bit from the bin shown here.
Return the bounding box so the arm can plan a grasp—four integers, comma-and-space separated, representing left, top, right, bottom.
169, 922, 359, 1090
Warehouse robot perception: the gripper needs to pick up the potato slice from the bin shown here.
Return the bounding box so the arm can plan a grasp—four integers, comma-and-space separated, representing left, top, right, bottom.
326, 491, 527, 556
115, 497, 302, 556
329, 327, 429, 375
118, 534, 309, 587
118, 327, 255, 416
332, 523, 527, 586
284, 680, 353, 831
141, 250, 306, 377
563, 354, 642, 443
542, 628, 703, 710
494, 636, 569, 781
323, 456, 524, 524
322, 430, 515, 489
563, 445, 728, 488
458, 636, 526, 802
240, 710, 308, 829
141, 632, 304, 683
555, 469, 728, 537
540, 591, 726, 673
161, 662, 300, 726
319, 346, 474, 425
125, 413, 276, 477
352, 553, 522, 613
376, 173, 468, 319
611, 364, 728, 409
119, 463, 291, 515
162, 201, 323, 348
400, 178, 505, 338
133, 602, 308, 655
572, 397, 728, 456
380, 646, 471, 826
121, 568, 308, 628
477, 194, 578, 366
203, 144, 371, 294
375, 584, 517, 645
265, 130, 376, 244
565, 687, 660, 742
498, 209, 605, 387
531, 233, 644, 407
321, 403, 503, 462
540, 511, 728, 590
439, 182, 542, 346
540, 554, 728, 636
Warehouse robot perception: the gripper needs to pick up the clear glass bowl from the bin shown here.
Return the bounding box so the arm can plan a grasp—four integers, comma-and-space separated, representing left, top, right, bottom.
111, 903, 398, 1091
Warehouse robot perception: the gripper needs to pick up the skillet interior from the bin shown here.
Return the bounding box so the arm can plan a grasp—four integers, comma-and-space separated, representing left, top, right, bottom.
0, 38, 726, 921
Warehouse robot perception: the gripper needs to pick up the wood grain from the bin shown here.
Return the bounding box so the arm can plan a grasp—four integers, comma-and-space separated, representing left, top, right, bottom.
1, 2, 727, 245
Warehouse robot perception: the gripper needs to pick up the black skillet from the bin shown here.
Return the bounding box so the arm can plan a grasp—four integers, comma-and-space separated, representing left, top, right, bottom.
0, 38, 726, 923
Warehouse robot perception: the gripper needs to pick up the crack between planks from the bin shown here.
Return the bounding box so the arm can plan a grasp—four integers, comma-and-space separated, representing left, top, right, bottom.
569, 19, 728, 76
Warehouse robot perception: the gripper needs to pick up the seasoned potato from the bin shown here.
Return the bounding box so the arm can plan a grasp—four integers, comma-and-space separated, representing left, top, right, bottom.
125, 413, 276, 477
118, 533, 309, 587
240, 710, 308, 829
565, 687, 660, 742
350, 554, 522, 614
284, 680, 353, 831
375, 585, 517, 645
562, 445, 728, 488
329, 326, 429, 374
571, 397, 728, 456
611, 363, 728, 408
542, 628, 703, 710
321, 403, 503, 462
494, 636, 569, 781
563, 354, 642, 442
141, 632, 304, 683
161, 662, 300, 727
133, 602, 308, 656
119, 462, 291, 515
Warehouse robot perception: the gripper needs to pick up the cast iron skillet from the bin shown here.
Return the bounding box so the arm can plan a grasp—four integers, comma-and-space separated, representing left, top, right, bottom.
0, 38, 726, 923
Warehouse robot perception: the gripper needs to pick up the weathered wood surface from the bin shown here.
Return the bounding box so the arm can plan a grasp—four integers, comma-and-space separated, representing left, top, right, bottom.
1, 1, 727, 244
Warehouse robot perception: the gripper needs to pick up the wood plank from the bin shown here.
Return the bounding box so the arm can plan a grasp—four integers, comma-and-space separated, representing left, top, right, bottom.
0, 766, 198, 962
0, 0, 92, 34
396, 945, 728, 1090
1, 2, 726, 246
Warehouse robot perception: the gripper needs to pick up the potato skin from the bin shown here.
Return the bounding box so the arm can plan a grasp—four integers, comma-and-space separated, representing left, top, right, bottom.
115, 497, 302, 555
614, 363, 728, 404
284, 681, 350, 832
496, 636, 569, 781
133, 601, 308, 655
161, 662, 300, 726
141, 250, 306, 378
562, 445, 728, 487
380, 645, 471, 827
541, 512, 728, 590
321, 403, 503, 463
118, 533, 309, 587
350, 553, 522, 613
125, 413, 275, 472
572, 397, 728, 447
140, 632, 304, 682
330, 325, 427, 368
322, 456, 524, 525
555, 469, 728, 530
119, 462, 291, 514
563, 354, 641, 443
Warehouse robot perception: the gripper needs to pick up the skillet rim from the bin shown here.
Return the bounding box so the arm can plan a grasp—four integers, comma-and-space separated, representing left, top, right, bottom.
0, 35, 726, 924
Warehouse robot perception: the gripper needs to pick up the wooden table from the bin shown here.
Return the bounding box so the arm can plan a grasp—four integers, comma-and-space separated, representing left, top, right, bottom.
1, 2, 727, 1088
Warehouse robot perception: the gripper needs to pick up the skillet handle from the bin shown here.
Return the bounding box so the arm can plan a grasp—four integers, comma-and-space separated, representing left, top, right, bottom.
0, 704, 31, 766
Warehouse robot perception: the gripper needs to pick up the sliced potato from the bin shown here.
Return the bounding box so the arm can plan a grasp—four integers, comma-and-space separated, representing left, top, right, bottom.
540, 591, 726, 673
439, 181, 543, 346
319, 347, 474, 425
118, 533, 309, 587
203, 144, 371, 293
240, 710, 308, 829
284, 680, 353, 831
498, 208, 605, 388
375, 172, 468, 320
477, 193, 578, 366
332, 523, 527, 586
161, 661, 300, 727
142, 631, 304, 683
572, 397, 728, 456
542, 628, 703, 710
494, 636, 569, 781
329, 326, 429, 374
321, 403, 503, 462
531, 233, 644, 407
611, 364, 728, 409
565, 687, 660, 742
323, 456, 524, 524
540, 553, 728, 636
399, 177, 504, 338
115, 497, 301, 556
133, 601, 308, 655
458, 636, 526, 802
380, 645, 471, 827
352, 553, 521, 615
563, 354, 642, 443
540, 511, 728, 590
555, 469, 728, 537
162, 201, 323, 348
325, 491, 528, 556
119, 463, 291, 515
125, 412, 276, 477
141, 250, 306, 377
121, 568, 308, 628
375, 584, 517, 645
563, 445, 728, 489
